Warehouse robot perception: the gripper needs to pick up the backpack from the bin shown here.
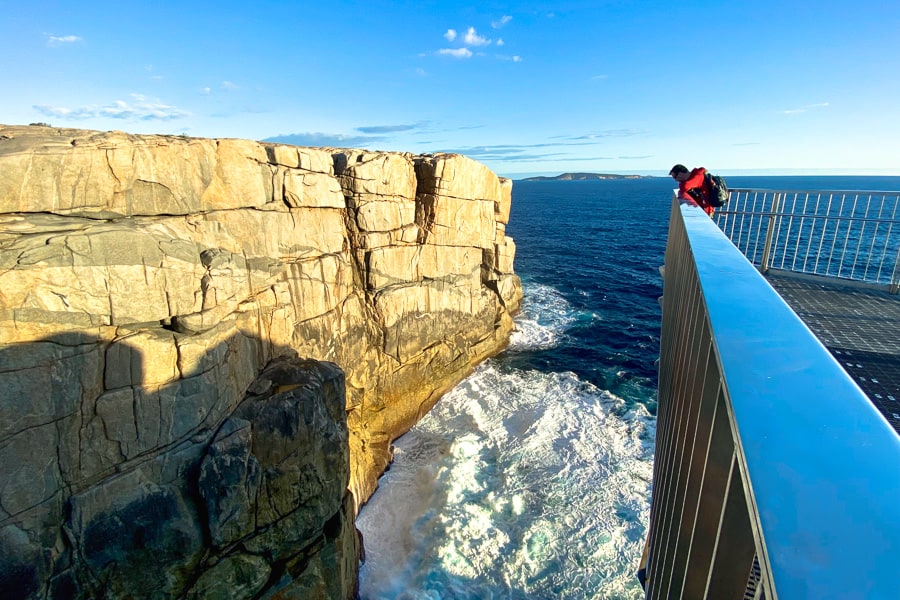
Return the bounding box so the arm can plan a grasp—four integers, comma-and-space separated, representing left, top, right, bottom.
704, 172, 729, 207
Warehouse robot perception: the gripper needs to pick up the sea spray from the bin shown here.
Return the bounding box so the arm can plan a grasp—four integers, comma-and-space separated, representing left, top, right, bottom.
357, 364, 654, 599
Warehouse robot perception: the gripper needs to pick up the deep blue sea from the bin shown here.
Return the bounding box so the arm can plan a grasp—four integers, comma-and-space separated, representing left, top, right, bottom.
357, 176, 900, 600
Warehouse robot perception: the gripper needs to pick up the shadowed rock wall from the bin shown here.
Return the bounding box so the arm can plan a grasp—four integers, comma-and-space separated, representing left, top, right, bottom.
0, 125, 521, 599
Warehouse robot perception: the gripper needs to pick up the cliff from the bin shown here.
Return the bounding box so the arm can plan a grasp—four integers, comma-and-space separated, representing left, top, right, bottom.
0, 125, 522, 599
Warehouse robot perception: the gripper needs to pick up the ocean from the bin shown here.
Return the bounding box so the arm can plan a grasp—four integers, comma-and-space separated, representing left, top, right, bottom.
356, 176, 900, 600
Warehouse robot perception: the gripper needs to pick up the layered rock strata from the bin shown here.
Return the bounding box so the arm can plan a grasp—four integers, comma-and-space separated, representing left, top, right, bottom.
0, 125, 521, 599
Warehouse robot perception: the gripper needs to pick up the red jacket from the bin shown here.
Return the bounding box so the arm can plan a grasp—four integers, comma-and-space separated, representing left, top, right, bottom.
678, 167, 714, 215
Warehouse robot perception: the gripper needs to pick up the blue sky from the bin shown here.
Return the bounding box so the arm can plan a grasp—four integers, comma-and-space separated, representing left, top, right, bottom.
3, 1, 899, 178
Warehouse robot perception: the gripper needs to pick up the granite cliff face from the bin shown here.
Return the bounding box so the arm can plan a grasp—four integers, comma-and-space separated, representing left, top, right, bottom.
0, 125, 522, 599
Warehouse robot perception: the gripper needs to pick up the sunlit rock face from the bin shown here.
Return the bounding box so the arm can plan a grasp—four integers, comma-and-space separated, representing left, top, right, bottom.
0, 125, 521, 599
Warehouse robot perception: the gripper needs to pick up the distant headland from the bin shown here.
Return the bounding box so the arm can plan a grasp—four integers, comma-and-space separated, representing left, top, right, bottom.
519, 172, 654, 181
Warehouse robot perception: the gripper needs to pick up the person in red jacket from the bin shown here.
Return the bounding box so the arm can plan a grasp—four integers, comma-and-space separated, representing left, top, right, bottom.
669, 164, 715, 216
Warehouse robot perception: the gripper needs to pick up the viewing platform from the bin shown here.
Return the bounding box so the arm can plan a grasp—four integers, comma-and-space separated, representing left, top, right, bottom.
716, 187, 900, 434
642, 188, 900, 599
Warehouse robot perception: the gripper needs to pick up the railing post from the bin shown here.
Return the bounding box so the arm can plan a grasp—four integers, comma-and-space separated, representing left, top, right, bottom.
890, 243, 900, 295
759, 193, 781, 273
888, 238, 900, 296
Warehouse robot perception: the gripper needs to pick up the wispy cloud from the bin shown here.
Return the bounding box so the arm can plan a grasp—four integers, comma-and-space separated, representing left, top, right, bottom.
356, 122, 425, 134
437, 148, 618, 162
447, 148, 572, 161
444, 29, 457, 41
47, 34, 82, 46
569, 129, 645, 139
265, 121, 431, 148
491, 16, 512, 29
220, 81, 238, 90
783, 102, 830, 115
434, 133, 650, 162
263, 132, 387, 147
591, 74, 608, 81
33, 94, 189, 121
435, 139, 625, 162
438, 47, 473, 58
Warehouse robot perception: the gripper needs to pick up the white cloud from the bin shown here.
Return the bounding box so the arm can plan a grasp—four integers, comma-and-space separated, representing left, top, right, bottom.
221, 81, 238, 90
34, 94, 190, 121
201, 87, 212, 95
438, 48, 473, 58
263, 132, 385, 147
464, 27, 491, 46
436, 22, 508, 60
783, 102, 830, 115
491, 16, 512, 29
572, 129, 643, 139
47, 35, 81, 46
513, 56, 522, 62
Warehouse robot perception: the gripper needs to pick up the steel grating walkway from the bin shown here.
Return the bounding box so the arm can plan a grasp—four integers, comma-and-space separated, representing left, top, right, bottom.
765, 274, 900, 435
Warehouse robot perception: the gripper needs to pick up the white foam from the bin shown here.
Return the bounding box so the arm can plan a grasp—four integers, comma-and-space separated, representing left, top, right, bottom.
357, 364, 655, 599
508, 282, 577, 351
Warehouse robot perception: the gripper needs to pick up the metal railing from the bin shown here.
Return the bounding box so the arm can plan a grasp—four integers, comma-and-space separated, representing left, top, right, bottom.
715, 189, 900, 293
643, 197, 900, 599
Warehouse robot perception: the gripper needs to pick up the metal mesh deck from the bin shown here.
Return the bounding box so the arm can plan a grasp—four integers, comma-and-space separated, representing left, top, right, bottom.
765, 273, 900, 434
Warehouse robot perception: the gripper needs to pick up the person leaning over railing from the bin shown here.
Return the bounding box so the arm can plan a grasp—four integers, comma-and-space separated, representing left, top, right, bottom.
669, 163, 715, 216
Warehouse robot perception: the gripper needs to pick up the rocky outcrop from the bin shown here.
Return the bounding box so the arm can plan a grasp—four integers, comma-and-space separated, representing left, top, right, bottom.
0, 125, 521, 599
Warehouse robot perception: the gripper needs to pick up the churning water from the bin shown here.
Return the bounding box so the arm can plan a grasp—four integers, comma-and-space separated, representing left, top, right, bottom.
357, 282, 656, 599
357, 176, 900, 599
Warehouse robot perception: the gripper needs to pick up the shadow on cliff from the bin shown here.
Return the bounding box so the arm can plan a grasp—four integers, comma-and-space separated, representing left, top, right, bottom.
0, 328, 358, 600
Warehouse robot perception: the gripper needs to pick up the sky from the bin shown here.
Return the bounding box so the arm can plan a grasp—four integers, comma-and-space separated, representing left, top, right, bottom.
3, 0, 899, 178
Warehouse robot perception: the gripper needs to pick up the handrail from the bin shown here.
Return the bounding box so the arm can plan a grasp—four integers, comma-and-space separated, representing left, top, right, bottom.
728, 188, 900, 195
714, 188, 900, 292
643, 196, 900, 599
718, 212, 898, 225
